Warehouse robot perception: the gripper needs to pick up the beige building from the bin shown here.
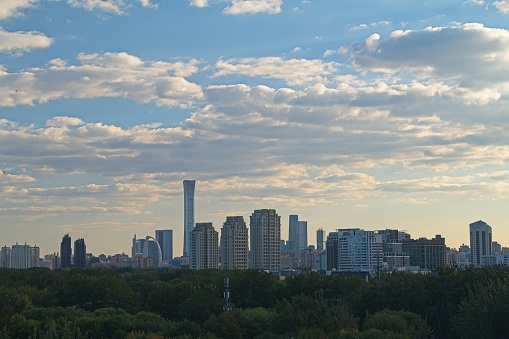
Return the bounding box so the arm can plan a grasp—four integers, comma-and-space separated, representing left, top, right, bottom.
250, 209, 281, 270
190, 222, 219, 270
220, 216, 248, 269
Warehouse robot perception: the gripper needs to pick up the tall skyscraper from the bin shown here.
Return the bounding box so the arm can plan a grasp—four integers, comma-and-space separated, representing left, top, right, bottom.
60, 234, 72, 268
470, 220, 492, 267
74, 238, 87, 268
190, 222, 218, 270
316, 228, 325, 251
1, 245, 11, 268
183, 180, 196, 257
220, 216, 248, 269
156, 229, 173, 261
298, 220, 308, 251
288, 215, 299, 252
250, 209, 281, 270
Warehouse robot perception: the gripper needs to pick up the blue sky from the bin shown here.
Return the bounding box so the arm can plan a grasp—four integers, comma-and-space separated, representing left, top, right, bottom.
2, 0, 509, 256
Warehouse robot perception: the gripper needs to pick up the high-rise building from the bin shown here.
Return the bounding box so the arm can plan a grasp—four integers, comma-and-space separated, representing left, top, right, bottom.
155, 229, 173, 261
30, 245, 40, 268
326, 229, 383, 272
288, 215, 299, 252
60, 234, 72, 268
190, 222, 218, 270
74, 238, 87, 268
469, 220, 492, 267
220, 216, 248, 269
250, 209, 281, 270
402, 235, 446, 271
298, 220, 308, 251
11, 243, 32, 269
183, 180, 196, 257
317, 228, 325, 251
143, 236, 163, 268
1, 245, 11, 268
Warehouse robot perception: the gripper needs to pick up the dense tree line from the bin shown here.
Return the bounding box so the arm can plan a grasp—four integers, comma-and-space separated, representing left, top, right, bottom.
0, 265, 508, 338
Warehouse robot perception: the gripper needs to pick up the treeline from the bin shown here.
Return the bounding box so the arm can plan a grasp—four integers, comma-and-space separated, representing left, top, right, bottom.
1, 265, 509, 338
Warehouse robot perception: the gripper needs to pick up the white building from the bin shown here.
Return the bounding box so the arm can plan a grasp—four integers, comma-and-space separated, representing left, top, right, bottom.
469, 220, 492, 267
220, 216, 248, 269
190, 222, 218, 270
250, 209, 281, 270
326, 229, 383, 272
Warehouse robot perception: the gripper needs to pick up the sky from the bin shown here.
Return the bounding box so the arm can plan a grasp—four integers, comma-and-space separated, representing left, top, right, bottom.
2, 0, 509, 256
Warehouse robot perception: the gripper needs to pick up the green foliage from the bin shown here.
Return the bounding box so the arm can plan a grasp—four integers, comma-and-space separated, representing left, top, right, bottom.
362, 309, 432, 338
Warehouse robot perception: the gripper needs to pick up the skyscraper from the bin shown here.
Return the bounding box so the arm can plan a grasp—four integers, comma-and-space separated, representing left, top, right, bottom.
74, 238, 87, 268
250, 209, 281, 270
1, 245, 11, 268
469, 220, 492, 267
155, 229, 173, 261
220, 216, 248, 269
183, 180, 195, 257
190, 222, 218, 270
288, 215, 299, 252
11, 243, 31, 269
316, 228, 325, 251
402, 235, 446, 271
60, 234, 72, 268
298, 220, 308, 251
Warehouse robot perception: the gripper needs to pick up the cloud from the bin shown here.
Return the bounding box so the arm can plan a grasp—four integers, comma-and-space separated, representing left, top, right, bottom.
347, 21, 391, 31
67, 0, 129, 15
223, 0, 282, 15
493, 1, 509, 13
0, 28, 53, 54
211, 57, 340, 86
0, 52, 203, 107
139, 0, 157, 8
189, 0, 208, 8
0, 0, 36, 19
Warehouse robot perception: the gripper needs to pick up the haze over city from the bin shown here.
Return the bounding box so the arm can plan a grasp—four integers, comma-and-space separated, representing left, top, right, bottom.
2, 0, 509, 255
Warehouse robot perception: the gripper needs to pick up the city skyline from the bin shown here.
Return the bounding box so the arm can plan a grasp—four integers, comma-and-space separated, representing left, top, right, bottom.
2, 1, 509, 255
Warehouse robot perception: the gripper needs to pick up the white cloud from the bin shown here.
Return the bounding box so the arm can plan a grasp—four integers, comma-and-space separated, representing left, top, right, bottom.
67, 0, 128, 15
139, 0, 157, 8
0, 52, 203, 107
211, 57, 339, 86
0, 28, 52, 53
0, 0, 36, 19
493, 1, 509, 13
189, 0, 208, 8
223, 0, 282, 15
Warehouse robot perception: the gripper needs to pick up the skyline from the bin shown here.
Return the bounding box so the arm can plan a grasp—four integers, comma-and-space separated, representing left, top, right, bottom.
2, 1, 509, 255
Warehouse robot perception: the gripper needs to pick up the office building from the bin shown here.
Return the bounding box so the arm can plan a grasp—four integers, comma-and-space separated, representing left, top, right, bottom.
155, 229, 173, 261
60, 234, 72, 268
183, 180, 195, 257
470, 220, 492, 267
74, 238, 87, 268
143, 236, 163, 267
220, 216, 248, 269
190, 222, 218, 270
317, 228, 325, 251
1, 245, 11, 268
288, 215, 299, 252
326, 229, 383, 271
132, 234, 145, 258
11, 243, 32, 269
402, 235, 446, 271
250, 209, 281, 270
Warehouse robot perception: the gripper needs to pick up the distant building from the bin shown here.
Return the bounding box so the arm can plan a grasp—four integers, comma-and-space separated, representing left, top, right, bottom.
250, 209, 281, 270
469, 220, 492, 267
190, 222, 219, 270
220, 216, 248, 269
143, 236, 163, 267
402, 235, 446, 271
1, 245, 11, 268
11, 243, 32, 269
74, 238, 87, 268
155, 229, 173, 261
326, 229, 383, 272
300, 245, 318, 270
60, 234, 72, 268
183, 180, 195, 257
288, 215, 308, 252
316, 228, 325, 251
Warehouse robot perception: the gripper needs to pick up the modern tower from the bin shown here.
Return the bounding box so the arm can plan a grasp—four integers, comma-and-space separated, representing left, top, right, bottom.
250, 209, 281, 270
155, 229, 173, 261
317, 228, 325, 251
183, 180, 196, 257
469, 220, 492, 267
60, 234, 72, 268
288, 215, 299, 252
298, 220, 308, 251
220, 216, 248, 269
11, 242, 31, 269
190, 222, 218, 270
74, 238, 87, 268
